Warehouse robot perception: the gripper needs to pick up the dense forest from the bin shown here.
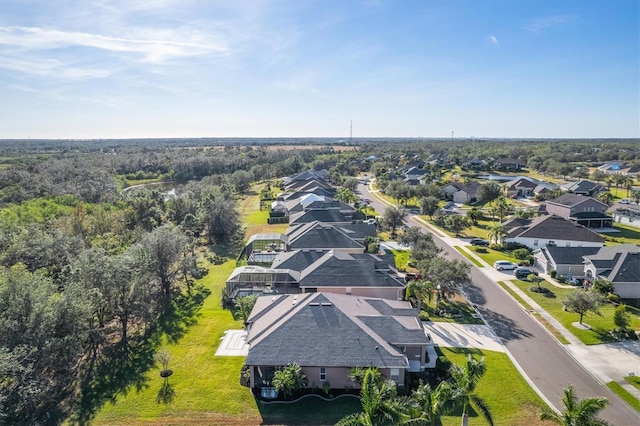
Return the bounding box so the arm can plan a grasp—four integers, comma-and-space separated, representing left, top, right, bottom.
0, 138, 638, 424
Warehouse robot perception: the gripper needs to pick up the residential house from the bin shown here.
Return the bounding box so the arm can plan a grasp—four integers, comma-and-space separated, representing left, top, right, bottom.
545, 194, 612, 228
597, 161, 626, 174
288, 208, 354, 225
619, 164, 640, 177
244, 292, 434, 394
583, 245, 640, 299
533, 246, 600, 276
493, 158, 522, 171
504, 177, 538, 198
282, 170, 330, 188
226, 248, 406, 301
503, 215, 605, 250
297, 250, 406, 300
441, 182, 480, 204
286, 221, 372, 252
561, 180, 605, 197
613, 204, 640, 229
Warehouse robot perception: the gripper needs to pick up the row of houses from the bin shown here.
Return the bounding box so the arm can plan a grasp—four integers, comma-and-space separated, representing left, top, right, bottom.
235, 171, 435, 395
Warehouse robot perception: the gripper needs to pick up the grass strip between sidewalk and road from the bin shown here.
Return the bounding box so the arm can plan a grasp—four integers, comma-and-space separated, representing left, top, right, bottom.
606, 381, 640, 412
626, 375, 640, 391
454, 246, 483, 267
496, 281, 570, 345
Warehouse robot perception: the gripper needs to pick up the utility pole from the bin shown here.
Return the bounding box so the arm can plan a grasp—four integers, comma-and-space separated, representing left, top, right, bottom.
350, 120, 353, 142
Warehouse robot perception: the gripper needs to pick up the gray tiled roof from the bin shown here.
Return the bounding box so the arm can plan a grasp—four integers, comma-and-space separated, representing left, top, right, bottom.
358, 316, 426, 345
547, 193, 606, 209
245, 293, 424, 368
289, 209, 350, 225
287, 221, 364, 250
541, 246, 600, 265
561, 180, 604, 194
505, 215, 604, 243
299, 251, 405, 288
270, 249, 330, 270
606, 252, 640, 283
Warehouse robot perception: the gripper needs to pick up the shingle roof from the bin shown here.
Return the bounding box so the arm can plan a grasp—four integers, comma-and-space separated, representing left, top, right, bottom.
505, 215, 604, 243
538, 246, 600, 265
286, 221, 364, 250
584, 245, 640, 283
245, 293, 426, 368
561, 180, 604, 194
289, 209, 350, 225
270, 249, 330, 270
505, 177, 538, 189
299, 251, 404, 288
547, 193, 607, 209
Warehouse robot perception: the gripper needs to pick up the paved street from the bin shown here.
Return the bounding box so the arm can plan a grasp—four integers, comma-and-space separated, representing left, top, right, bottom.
358, 179, 640, 425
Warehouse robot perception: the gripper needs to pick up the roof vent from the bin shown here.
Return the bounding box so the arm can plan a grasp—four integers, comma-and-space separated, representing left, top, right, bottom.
321, 303, 332, 307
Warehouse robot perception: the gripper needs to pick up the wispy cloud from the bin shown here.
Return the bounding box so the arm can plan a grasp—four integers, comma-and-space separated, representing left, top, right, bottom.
526, 15, 571, 32
0, 26, 230, 63
0, 56, 112, 79
487, 35, 500, 46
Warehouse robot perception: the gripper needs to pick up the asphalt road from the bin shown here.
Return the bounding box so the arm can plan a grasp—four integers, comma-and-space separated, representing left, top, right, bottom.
357, 181, 640, 425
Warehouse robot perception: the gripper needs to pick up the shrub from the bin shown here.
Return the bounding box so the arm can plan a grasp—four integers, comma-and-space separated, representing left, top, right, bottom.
557, 276, 566, 284
504, 242, 528, 251
474, 247, 487, 253
419, 311, 430, 321
592, 279, 614, 296
550, 270, 557, 278
607, 293, 620, 304
489, 243, 503, 251
530, 286, 551, 294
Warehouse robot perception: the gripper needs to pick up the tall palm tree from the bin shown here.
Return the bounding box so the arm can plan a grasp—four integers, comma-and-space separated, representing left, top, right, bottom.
337, 368, 409, 426
407, 380, 461, 425
449, 355, 494, 426
539, 384, 609, 426
623, 176, 634, 197
487, 224, 507, 245
405, 280, 435, 313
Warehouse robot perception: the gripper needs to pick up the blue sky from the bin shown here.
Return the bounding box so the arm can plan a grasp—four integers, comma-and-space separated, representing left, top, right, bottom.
0, 0, 638, 139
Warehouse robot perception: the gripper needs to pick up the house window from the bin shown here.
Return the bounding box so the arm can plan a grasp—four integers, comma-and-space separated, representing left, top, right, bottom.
390, 368, 400, 383
320, 367, 326, 381
533, 240, 538, 246
548, 240, 556, 246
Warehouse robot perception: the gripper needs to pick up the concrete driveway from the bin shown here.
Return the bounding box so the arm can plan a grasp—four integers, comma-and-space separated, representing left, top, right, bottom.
423, 322, 505, 353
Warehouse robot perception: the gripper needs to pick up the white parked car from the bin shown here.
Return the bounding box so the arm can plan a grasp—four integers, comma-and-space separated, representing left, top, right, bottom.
493, 260, 518, 271
620, 198, 632, 204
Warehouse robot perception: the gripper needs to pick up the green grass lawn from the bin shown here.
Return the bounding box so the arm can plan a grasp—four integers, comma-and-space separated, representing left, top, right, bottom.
626, 375, 640, 390
472, 246, 519, 267
496, 281, 571, 345
606, 381, 640, 412
92, 259, 263, 424
509, 280, 640, 345
600, 223, 640, 246
389, 248, 410, 270
439, 348, 551, 426
454, 246, 484, 267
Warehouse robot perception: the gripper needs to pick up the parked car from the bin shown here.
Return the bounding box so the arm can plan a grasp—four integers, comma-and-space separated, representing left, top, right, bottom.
514, 267, 539, 280
364, 218, 376, 225
493, 260, 518, 271
404, 272, 420, 282
469, 238, 489, 246
619, 198, 632, 204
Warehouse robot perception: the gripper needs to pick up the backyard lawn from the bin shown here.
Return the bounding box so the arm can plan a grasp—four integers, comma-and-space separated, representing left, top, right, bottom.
510, 279, 640, 345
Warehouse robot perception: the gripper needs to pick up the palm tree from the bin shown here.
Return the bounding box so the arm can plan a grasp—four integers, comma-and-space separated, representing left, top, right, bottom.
623, 176, 634, 197
539, 384, 609, 425
336, 187, 359, 206
487, 224, 507, 245
449, 355, 494, 426
405, 279, 435, 313
337, 368, 409, 426
493, 196, 511, 223
408, 380, 461, 425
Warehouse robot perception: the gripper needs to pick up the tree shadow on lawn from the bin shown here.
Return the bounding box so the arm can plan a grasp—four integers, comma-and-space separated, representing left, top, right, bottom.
71, 286, 210, 424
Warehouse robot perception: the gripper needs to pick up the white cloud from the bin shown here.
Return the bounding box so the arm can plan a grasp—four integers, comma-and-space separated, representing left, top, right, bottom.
0, 55, 112, 79
526, 15, 571, 33
0, 26, 230, 63
487, 35, 500, 46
